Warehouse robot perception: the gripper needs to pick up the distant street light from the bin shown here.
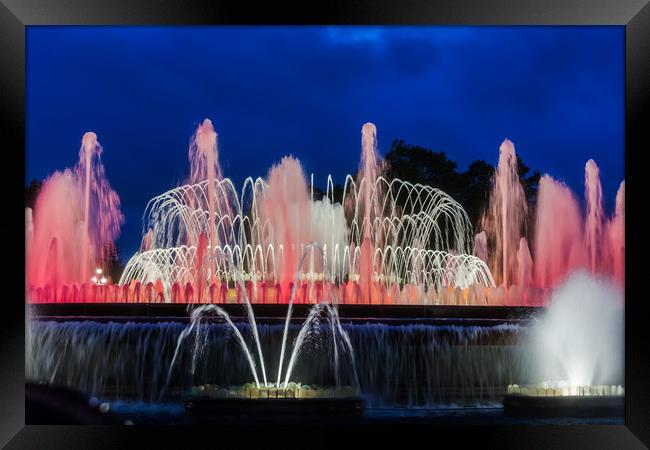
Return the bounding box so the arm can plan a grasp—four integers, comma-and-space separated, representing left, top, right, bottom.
92, 268, 107, 285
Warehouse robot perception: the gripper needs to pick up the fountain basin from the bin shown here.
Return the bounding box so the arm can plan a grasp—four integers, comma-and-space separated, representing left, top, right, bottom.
503, 384, 624, 417
189, 383, 357, 400
185, 383, 363, 418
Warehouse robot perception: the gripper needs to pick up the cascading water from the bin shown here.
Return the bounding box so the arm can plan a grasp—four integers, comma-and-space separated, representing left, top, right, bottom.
27, 318, 527, 407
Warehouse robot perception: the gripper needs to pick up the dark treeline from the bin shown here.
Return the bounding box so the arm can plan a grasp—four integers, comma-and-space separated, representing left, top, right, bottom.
384, 139, 540, 229
313, 138, 541, 230
25, 179, 42, 210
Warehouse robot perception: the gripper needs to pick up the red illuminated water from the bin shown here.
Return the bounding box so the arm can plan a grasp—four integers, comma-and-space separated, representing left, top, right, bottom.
533, 175, 588, 288
480, 139, 529, 288
607, 182, 625, 285
26, 122, 623, 305
481, 143, 624, 292
357, 123, 383, 304
26, 132, 123, 297
258, 156, 315, 295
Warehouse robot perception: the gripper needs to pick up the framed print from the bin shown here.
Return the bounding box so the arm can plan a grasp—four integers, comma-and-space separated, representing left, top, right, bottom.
1, 0, 648, 448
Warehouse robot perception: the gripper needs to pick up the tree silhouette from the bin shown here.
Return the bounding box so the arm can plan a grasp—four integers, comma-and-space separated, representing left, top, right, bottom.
384, 139, 460, 194
384, 139, 540, 231
516, 154, 541, 209
101, 242, 125, 283
312, 183, 345, 204
25, 179, 43, 209
459, 160, 494, 230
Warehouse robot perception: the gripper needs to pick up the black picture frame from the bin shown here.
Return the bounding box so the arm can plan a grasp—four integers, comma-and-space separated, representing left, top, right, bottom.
2, 0, 648, 448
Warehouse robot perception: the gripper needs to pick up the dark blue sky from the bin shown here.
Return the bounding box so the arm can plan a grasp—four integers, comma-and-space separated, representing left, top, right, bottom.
26, 26, 624, 259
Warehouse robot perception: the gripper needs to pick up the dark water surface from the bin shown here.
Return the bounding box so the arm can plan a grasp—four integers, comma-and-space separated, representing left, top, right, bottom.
106, 399, 623, 425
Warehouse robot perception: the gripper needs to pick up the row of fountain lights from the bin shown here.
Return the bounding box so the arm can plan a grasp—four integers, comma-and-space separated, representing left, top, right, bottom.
191, 382, 356, 400
90, 267, 460, 285
507, 384, 625, 397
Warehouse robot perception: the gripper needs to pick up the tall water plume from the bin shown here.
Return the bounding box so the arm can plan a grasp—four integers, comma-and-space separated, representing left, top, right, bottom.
480, 139, 529, 288
187, 119, 230, 280
584, 159, 605, 274
188, 118, 223, 185
356, 123, 384, 303
27, 132, 123, 290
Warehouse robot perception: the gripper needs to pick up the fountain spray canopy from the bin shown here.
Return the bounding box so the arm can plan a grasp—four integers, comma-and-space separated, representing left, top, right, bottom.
119, 120, 491, 303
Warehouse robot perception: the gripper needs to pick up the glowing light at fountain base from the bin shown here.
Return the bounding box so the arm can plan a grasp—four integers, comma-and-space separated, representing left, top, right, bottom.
506, 382, 624, 397
503, 383, 624, 418
27, 280, 549, 305
190, 383, 357, 400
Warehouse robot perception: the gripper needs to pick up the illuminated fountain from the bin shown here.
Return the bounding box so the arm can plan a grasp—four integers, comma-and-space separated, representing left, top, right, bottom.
503, 271, 624, 416
26, 132, 123, 302
24, 118, 625, 420
528, 271, 623, 388
535, 167, 624, 289
480, 139, 529, 289
116, 120, 494, 305
477, 139, 625, 305
25, 120, 624, 309
112, 126, 623, 307
26, 121, 531, 411
161, 243, 362, 405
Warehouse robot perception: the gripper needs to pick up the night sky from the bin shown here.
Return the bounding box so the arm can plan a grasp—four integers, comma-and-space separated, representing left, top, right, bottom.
26, 26, 624, 260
